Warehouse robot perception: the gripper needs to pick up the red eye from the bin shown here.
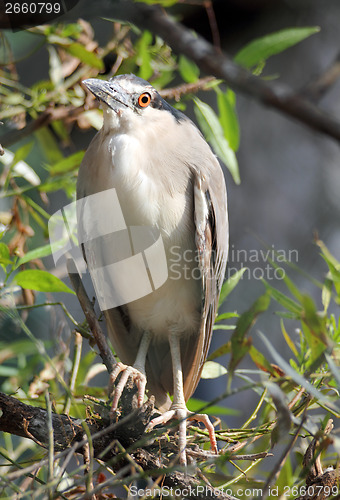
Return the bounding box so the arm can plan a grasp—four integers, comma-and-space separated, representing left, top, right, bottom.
138, 92, 151, 108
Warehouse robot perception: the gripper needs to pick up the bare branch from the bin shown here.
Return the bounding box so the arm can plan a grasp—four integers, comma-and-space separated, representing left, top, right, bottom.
2, 2, 340, 148
0, 104, 87, 149
159, 76, 215, 101
302, 52, 340, 102
1, 78, 215, 149
204, 0, 221, 51
67, 260, 116, 374
294, 420, 339, 500
0, 391, 235, 500
122, 2, 340, 142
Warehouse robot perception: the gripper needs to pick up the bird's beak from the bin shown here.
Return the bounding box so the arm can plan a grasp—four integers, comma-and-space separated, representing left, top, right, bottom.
82, 78, 131, 111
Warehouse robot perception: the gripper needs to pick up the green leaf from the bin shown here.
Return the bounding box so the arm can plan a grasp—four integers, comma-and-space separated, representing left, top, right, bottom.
263, 279, 303, 315
15, 270, 75, 294
324, 352, 340, 390
322, 277, 333, 313
0, 242, 12, 267
35, 128, 64, 164
301, 294, 329, 350
48, 151, 85, 175
201, 360, 227, 379
208, 341, 231, 361
48, 45, 64, 88
0, 242, 10, 260
187, 397, 238, 416
249, 345, 279, 376
151, 70, 175, 90
10, 142, 34, 165
23, 195, 51, 221
219, 268, 247, 307
266, 258, 304, 302
194, 98, 240, 184
39, 175, 76, 195
63, 43, 104, 70
136, 30, 153, 81
316, 239, 340, 298
1, 144, 40, 188
0, 339, 41, 358
179, 55, 199, 83
213, 324, 235, 331
317, 239, 340, 271
216, 88, 240, 151
76, 351, 98, 387
15, 243, 53, 268
0, 366, 20, 377
51, 119, 69, 142
234, 27, 320, 69
215, 311, 239, 323
258, 331, 334, 408
229, 291, 271, 373
280, 319, 298, 357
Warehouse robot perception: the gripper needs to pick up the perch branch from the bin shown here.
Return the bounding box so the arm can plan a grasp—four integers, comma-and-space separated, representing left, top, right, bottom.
0, 392, 235, 500
294, 420, 339, 500
0, 104, 87, 148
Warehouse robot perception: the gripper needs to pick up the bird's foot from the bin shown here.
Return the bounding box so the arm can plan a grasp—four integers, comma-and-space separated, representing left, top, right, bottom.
109, 362, 146, 414
146, 406, 218, 465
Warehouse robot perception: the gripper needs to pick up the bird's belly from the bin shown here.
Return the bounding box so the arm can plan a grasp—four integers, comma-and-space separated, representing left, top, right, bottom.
125, 268, 201, 340
80, 133, 201, 339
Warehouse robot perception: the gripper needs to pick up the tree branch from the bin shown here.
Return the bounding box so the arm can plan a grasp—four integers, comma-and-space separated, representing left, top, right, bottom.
3, 2, 340, 148
122, 2, 340, 142
58, 0, 340, 142
0, 391, 236, 500
301, 52, 340, 102
0, 78, 216, 149
0, 104, 87, 148
67, 260, 116, 374
159, 76, 215, 100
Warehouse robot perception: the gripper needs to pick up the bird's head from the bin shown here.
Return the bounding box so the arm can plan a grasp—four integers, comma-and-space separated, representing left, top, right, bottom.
82, 74, 184, 134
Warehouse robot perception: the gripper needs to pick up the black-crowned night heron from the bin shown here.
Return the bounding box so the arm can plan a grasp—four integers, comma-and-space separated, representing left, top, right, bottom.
77, 74, 228, 464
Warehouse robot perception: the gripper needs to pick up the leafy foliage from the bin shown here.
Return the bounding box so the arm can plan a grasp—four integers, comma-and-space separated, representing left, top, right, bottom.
0, 8, 338, 500
234, 27, 320, 70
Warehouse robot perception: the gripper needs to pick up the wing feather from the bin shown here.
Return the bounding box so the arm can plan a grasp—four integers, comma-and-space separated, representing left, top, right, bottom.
183, 162, 228, 401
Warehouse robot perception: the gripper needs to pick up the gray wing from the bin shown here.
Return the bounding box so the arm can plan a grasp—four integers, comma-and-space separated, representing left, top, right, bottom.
143, 159, 228, 408
86, 161, 228, 409
183, 161, 229, 402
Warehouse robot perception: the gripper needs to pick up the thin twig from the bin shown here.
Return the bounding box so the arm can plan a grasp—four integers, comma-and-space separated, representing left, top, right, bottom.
159, 76, 215, 100
0, 392, 234, 500
1, 77, 215, 149
204, 0, 221, 50
109, 1, 340, 143
67, 259, 116, 374
42, 0, 340, 143
45, 391, 54, 500
260, 416, 306, 500
1, 104, 87, 148
3, 2, 340, 147
64, 332, 83, 414
302, 52, 340, 102
16, 302, 91, 338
